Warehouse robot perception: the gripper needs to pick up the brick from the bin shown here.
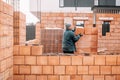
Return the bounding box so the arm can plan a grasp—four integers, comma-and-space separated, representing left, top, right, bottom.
75, 27, 85, 35
100, 66, 111, 74
95, 56, 105, 65
71, 75, 82, 80
37, 75, 47, 80
13, 45, 19, 55
19, 66, 30, 74
19, 46, 31, 56
25, 56, 36, 65
82, 75, 93, 80
66, 66, 77, 74
13, 66, 19, 74
13, 56, 24, 64
31, 46, 43, 55
83, 56, 94, 65
13, 75, 24, 80
89, 66, 99, 74
60, 76, 70, 80
72, 56, 82, 65
48, 75, 59, 80
112, 66, 120, 74
25, 75, 36, 80
60, 56, 71, 65
48, 56, 59, 65
92, 27, 98, 35
78, 66, 88, 74
116, 75, 120, 80
117, 56, 120, 65
94, 75, 104, 80
37, 56, 47, 65
43, 66, 53, 74
85, 27, 92, 35
106, 56, 117, 65
54, 66, 65, 74
31, 66, 42, 74
105, 75, 116, 80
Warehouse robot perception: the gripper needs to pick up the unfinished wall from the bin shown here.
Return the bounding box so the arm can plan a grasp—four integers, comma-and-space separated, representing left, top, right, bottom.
13, 45, 120, 80
0, 0, 13, 80
13, 12, 26, 45
38, 12, 98, 54
97, 14, 120, 54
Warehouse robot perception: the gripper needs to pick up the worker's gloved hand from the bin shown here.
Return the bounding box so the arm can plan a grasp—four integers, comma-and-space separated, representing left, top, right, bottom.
79, 34, 83, 37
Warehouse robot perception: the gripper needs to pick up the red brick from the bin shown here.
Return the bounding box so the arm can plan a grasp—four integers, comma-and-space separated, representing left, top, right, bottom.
72, 56, 82, 65
25, 56, 36, 65
31, 46, 43, 55
54, 66, 65, 74
117, 56, 120, 65
66, 66, 77, 74
13, 75, 24, 80
60, 76, 70, 80
48, 75, 59, 80
31, 66, 42, 74
43, 66, 53, 74
48, 56, 59, 65
85, 27, 92, 35
94, 75, 104, 80
106, 56, 117, 65
71, 75, 82, 80
13, 66, 19, 74
82, 75, 93, 80
37, 56, 47, 65
13, 56, 24, 64
95, 56, 105, 65
78, 66, 88, 74
105, 75, 116, 80
112, 66, 120, 74
89, 66, 99, 74
37, 75, 47, 80
19, 46, 31, 55
60, 56, 71, 65
19, 66, 30, 74
75, 27, 85, 35
92, 27, 98, 35
13, 45, 19, 55
100, 66, 111, 74
25, 75, 36, 80
83, 56, 94, 65
116, 75, 120, 80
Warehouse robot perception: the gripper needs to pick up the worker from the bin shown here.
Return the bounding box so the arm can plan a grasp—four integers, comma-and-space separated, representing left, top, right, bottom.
62, 23, 83, 54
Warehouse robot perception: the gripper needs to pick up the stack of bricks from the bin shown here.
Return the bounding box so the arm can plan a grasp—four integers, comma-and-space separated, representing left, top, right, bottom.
40, 29, 63, 53
97, 14, 120, 54
39, 12, 98, 54
13, 45, 120, 80
0, 0, 13, 80
13, 11, 26, 45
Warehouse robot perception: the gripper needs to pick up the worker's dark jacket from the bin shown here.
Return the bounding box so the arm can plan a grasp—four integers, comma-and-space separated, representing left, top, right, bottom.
62, 29, 80, 52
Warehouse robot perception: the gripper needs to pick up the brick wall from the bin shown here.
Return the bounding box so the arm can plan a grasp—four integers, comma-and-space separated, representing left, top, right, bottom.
0, 0, 13, 80
97, 14, 120, 54
13, 11, 26, 45
13, 45, 120, 80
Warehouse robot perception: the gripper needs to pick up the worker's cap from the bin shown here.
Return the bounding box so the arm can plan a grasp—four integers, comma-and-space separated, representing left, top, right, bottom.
65, 23, 71, 28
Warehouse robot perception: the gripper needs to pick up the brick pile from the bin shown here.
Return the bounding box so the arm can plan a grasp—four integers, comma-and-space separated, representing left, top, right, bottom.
0, 0, 13, 80
13, 46, 120, 80
13, 11, 26, 45
97, 14, 120, 54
